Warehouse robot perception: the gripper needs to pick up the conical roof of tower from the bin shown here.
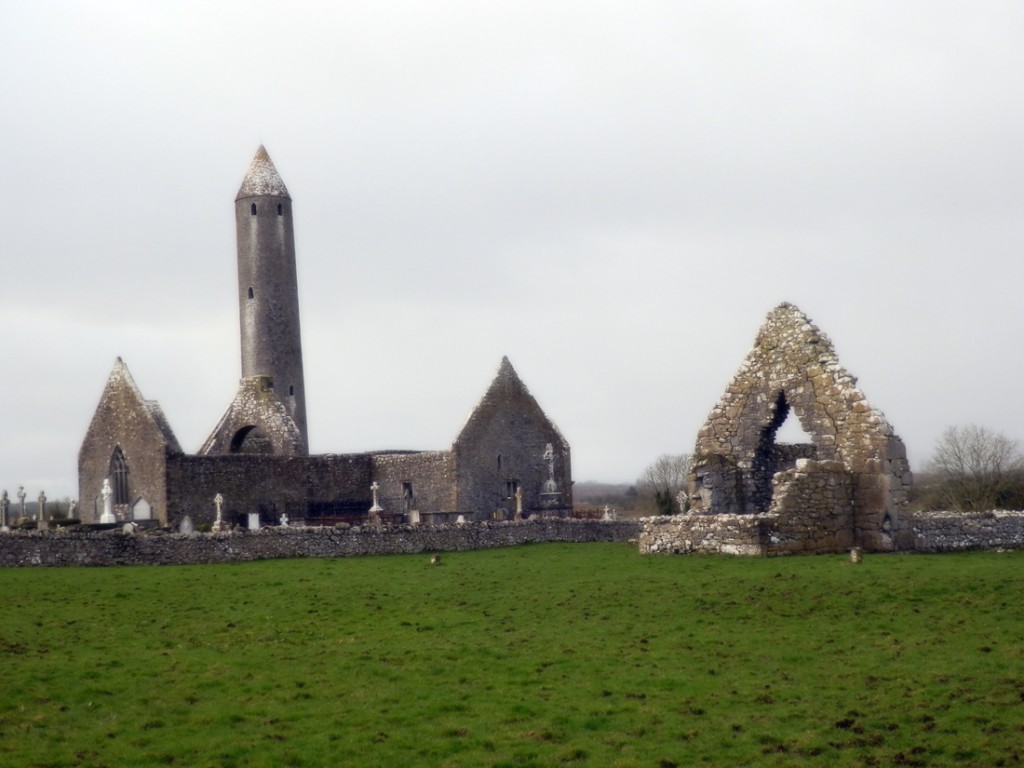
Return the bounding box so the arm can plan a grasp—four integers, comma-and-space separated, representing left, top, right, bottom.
236, 145, 291, 200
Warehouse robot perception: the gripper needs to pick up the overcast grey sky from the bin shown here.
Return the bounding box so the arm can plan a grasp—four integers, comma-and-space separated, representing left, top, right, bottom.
3, 1, 1023, 500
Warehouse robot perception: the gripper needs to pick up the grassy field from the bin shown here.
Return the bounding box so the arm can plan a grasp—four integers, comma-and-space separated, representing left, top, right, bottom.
1, 544, 1022, 767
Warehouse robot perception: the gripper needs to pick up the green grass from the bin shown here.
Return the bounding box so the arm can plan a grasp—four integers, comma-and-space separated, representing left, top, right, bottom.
1, 544, 1022, 767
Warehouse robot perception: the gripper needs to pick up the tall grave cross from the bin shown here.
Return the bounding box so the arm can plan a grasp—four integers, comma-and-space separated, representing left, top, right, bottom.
37, 491, 46, 529
212, 493, 225, 532
17, 486, 26, 523
0, 490, 9, 531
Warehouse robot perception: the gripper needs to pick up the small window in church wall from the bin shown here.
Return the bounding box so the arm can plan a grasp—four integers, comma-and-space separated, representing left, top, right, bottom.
250, 203, 257, 216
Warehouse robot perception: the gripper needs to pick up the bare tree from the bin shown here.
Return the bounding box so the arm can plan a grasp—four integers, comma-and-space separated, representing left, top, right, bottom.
927, 425, 1024, 511
636, 454, 692, 515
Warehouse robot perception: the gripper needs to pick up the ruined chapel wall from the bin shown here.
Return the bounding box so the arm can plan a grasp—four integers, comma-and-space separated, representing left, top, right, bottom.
690, 304, 912, 549
371, 452, 457, 516
454, 381, 572, 518
165, 454, 374, 527
767, 461, 856, 554
78, 371, 176, 526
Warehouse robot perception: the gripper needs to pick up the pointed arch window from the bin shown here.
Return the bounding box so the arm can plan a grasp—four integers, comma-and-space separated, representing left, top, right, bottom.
250, 203, 257, 216
109, 447, 129, 505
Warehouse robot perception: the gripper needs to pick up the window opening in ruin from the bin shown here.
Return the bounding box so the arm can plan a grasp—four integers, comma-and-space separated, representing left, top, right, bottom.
109, 447, 129, 505
497, 454, 502, 470
776, 412, 813, 444
277, 203, 283, 215
229, 425, 273, 455
505, 479, 519, 498
749, 391, 817, 513
289, 385, 294, 396
248, 287, 254, 299
250, 203, 257, 215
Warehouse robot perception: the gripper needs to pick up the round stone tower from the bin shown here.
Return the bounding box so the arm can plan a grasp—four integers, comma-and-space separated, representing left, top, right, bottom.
234, 146, 308, 451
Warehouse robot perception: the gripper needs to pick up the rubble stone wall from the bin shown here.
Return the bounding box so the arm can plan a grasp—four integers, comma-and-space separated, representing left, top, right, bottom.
0, 519, 640, 567
639, 509, 1024, 556
909, 510, 1024, 552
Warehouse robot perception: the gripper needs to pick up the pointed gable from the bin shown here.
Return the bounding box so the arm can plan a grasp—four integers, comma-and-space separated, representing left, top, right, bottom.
455, 357, 568, 450
453, 357, 572, 516
689, 302, 912, 550
695, 302, 898, 467
79, 358, 182, 460
199, 376, 305, 456
78, 358, 181, 524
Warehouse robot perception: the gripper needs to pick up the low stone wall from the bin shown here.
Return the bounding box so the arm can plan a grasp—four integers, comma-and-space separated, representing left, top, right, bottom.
0, 518, 641, 568
638, 514, 769, 555
639, 509, 1024, 556
909, 510, 1024, 552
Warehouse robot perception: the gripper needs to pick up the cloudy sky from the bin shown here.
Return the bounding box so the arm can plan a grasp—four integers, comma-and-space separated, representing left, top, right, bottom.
3, 1, 1023, 500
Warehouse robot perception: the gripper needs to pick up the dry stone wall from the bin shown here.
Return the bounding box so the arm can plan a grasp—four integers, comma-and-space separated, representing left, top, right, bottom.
639, 509, 1024, 556
0, 519, 640, 567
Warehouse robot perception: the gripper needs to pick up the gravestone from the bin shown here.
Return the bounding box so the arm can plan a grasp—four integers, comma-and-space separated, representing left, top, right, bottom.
178, 515, 194, 534
132, 498, 152, 521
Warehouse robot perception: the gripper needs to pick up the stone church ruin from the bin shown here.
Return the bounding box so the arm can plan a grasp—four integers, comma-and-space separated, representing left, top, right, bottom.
642, 303, 913, 555
78, 147, 572, 530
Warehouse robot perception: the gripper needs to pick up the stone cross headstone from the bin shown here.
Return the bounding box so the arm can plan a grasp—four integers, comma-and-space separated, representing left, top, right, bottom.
279, 513, 289, 527
17, 486, 27, 523
0, 490, 9, 532
212, 493, 226, 532
37, 491, 47, 529
514, 487, 523, 520
368, 482, 383, 526
68, 499, 77, 519
99, 479, 116, 524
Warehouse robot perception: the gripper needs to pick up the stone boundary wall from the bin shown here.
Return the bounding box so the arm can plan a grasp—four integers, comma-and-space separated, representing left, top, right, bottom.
0, 519, 641, 568
639, 510, 1024, 556
638, 514, 769, 555
909, 510, 1024, 552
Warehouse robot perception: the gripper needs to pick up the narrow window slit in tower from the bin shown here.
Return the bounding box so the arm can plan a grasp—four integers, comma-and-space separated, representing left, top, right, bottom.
289, 385, 294, 396
248, 287, 254, 300
250, 203, 257, 215
277, 203, 283, 215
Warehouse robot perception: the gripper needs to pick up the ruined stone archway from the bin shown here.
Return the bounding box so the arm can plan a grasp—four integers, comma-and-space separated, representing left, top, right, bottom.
229, 425, 273, 455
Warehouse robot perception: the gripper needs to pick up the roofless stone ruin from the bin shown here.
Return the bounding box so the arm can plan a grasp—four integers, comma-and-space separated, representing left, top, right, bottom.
687, 303, 913, 553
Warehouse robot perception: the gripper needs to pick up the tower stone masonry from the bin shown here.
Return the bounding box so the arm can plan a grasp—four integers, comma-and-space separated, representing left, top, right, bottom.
234, 146, 307, 451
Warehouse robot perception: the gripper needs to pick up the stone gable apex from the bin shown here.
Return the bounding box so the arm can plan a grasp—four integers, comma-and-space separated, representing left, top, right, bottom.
82, 358, 183, 455
454, 356, 567, 450
199, 376, 305, 457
